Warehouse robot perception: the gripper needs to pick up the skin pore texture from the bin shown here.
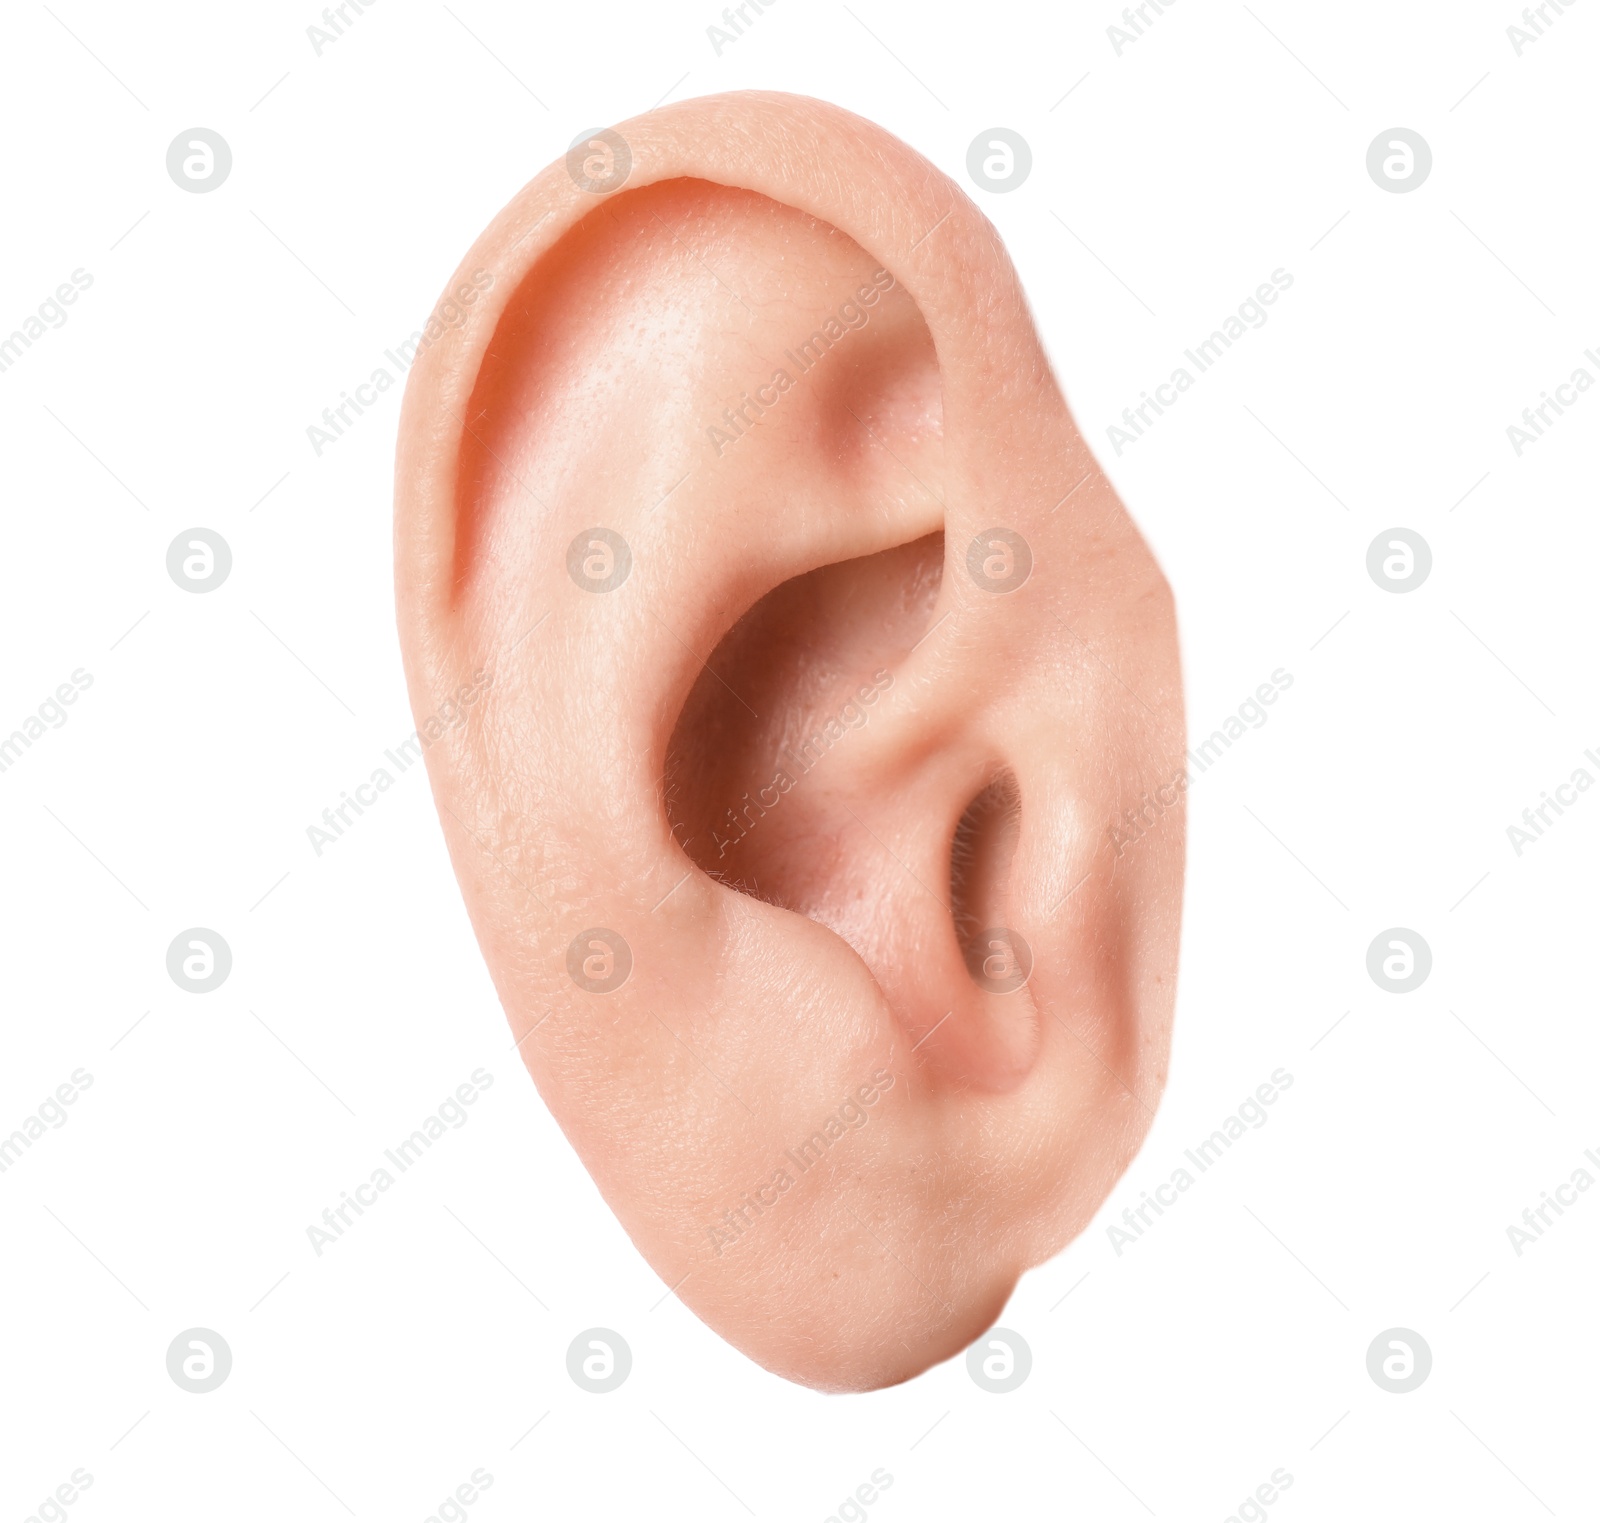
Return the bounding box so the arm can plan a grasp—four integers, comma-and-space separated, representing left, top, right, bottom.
394, 92, 1185, 1392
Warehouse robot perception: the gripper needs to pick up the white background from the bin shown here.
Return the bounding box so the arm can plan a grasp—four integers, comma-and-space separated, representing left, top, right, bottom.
2, 1, 1596, 1518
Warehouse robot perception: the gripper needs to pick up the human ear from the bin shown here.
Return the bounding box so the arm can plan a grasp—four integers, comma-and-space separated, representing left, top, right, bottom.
394, 91, 1185, 1392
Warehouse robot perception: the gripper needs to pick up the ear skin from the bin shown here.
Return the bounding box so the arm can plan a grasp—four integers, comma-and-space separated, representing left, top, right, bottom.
395, 92, 1184, 1392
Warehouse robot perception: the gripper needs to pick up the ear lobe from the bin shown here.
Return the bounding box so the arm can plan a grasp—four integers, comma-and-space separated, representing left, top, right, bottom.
395, 92, 1185, 1392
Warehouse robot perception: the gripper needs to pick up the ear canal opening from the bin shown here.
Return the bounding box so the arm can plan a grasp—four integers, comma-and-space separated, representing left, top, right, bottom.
949, 770, 1022, 981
